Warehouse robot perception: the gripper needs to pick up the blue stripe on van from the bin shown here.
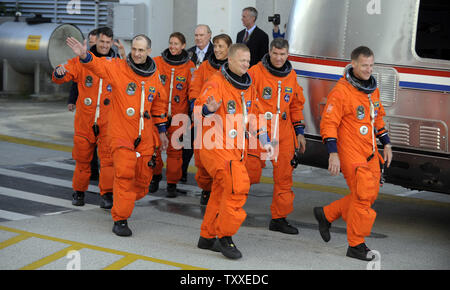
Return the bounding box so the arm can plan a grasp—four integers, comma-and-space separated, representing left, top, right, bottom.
399, 81, 450, 92
294, 69, 342, 80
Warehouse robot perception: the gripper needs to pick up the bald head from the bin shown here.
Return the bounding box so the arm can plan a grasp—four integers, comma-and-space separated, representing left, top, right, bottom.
131, 34, 152, 64
228, 43, 250, 76
132, 34, 152, 49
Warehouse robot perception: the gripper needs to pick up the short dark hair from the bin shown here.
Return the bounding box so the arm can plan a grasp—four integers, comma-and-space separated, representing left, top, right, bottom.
243, 7, 258, 21
88, 28, 98, 38
169, 32, 186, 45
351, 46, 374, 60
132, 34, 152, 49
96, 26, 113, 39
213, 34, 232, 47
270, 38, 289, 51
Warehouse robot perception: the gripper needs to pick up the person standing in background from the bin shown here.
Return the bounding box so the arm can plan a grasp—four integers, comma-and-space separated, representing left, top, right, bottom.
188, 33, 232, 205
236, 7, 269, 67
151, 32, 196, 198
187, 24, 214, 68
182, 25, 215, 183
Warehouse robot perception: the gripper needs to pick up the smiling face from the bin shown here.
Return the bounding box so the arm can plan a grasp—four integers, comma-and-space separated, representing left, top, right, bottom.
169, 36, 186, 56
131, 38, 151, 64
213, 38, 230, 61
352, 54, 374, 80
228, 48, 250, 76
95, 33, 113, 55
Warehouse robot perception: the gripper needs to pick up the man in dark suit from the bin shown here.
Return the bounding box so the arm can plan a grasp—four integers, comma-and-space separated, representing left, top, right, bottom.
183, 24, 214, 183
187, 24, 214, 68
236, 7, 269, 67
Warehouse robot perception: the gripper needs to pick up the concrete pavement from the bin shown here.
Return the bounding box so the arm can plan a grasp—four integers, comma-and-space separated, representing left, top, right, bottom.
0, 97, 449, 271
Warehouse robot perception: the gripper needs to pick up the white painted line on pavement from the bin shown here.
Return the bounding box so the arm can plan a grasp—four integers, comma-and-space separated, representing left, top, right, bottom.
34, 161, 75, 171
396, 190, 420, 197
0, 186, 97, 210
0, 168, 99, 193
0, 209, 34, 221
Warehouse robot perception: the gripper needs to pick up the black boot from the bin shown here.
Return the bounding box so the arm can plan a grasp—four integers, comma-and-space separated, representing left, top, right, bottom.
218, 236, 242, 259
100, 192, 113, 209
346, 243, 375, 261
200, 190, 211, 205
72, 191, 85, 206
149, 174, 162, 193
197, 236, 221, 252
166, 183, 177, 198
112, 220, 132, 237
313, 207, 331, 242
269, 218, 299, 235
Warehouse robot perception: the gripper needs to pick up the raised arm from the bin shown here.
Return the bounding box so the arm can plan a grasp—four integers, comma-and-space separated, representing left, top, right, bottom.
66, 37, 113, 80
66, 37, 88, 60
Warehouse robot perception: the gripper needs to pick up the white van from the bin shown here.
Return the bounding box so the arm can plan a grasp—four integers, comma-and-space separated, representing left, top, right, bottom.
286, 0, 450, 194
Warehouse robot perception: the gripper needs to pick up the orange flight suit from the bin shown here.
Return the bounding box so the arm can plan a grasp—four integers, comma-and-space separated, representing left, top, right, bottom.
189, 59, 222, 103
153, 53, 195, 184
198, 67, 267, 239
190, 59, 262, 191
248, 58, 306, 219
320, 72, 387, 247
189, 59, 222, 192
80, 52, 168, 221
52, 53, 115, 197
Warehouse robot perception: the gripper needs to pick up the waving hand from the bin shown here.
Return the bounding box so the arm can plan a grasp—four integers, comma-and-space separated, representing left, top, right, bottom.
66, 37, 88, 59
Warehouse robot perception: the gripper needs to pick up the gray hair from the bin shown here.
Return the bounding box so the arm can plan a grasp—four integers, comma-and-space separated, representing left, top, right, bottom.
196, 24, 212, 35
270, 38, 289, 51
243, 7, 258, 21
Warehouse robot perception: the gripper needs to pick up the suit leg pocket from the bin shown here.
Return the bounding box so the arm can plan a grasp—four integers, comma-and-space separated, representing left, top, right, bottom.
230, 160, 250, 195
348, 206, 377, 238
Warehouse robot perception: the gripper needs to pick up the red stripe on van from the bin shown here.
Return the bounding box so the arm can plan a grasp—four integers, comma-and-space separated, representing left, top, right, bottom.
288, 55, 348, 67
288, 55, 450, 78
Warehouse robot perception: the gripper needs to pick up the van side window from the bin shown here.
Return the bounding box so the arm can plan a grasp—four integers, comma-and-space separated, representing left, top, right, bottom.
415, 0, 450, 61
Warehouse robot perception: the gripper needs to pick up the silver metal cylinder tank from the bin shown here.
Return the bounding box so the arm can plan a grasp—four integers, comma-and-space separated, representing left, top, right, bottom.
0, 22, 84, 74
